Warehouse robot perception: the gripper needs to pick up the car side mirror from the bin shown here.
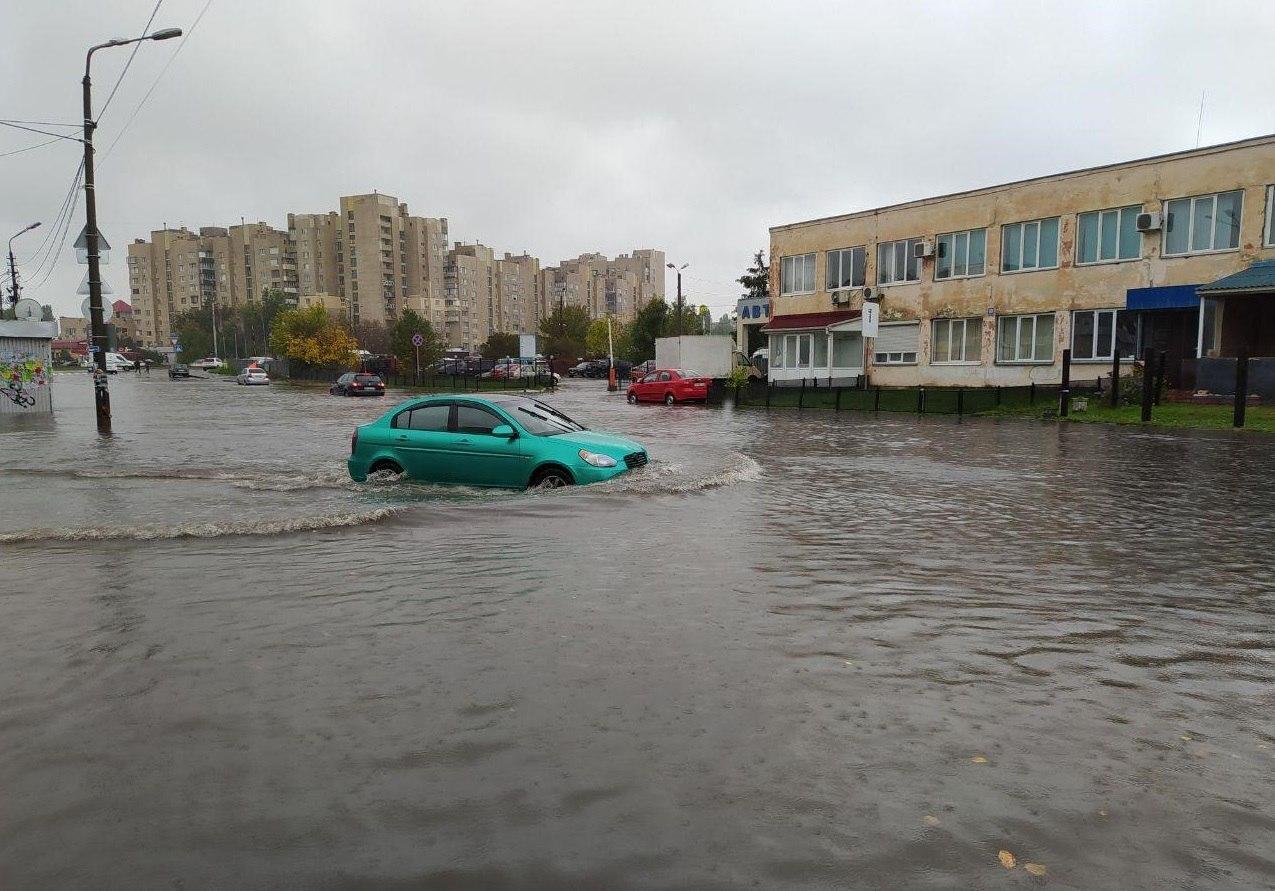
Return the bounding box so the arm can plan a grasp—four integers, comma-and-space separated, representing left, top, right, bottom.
491, 424, 516, 439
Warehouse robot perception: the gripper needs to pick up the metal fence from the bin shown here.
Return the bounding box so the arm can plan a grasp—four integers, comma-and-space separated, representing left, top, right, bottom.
731, 378, 1105, 416
286, 364, 557, 393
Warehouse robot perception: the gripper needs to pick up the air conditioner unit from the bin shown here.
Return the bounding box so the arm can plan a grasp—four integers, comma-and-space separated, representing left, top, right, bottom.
1135, 212, 1163, 232
862, 287, 875, 301
830, 290, 847, 305
912, 240, 934, 259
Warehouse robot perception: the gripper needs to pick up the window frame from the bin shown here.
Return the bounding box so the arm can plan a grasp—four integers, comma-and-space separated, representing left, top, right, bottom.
1075, 205, 1142, 266
996, 312, 1056, 364
453, 402, 508, 436
1265, 185, 1275, 248
779, 253, 817, 297
930, 317, 983, 365
934, 229, 988, 281
1069, 308, 1137, 363
825, 246, 867, 291
1162, 189, 1244, 257
1000, 217, 1061, 274
876, 238, 923, 287
872, 350, 918, 366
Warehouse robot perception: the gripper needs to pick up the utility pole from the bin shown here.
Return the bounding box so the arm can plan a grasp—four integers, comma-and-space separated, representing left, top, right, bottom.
666, 261, 688, 337
83, 27, 181, 435
7, 222, 40, 309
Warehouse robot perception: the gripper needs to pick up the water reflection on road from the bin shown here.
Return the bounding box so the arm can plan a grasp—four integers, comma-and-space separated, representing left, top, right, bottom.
1, 373, 1273, 888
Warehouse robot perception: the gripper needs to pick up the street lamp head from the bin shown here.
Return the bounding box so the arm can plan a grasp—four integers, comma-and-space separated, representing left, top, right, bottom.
149, 28, 183, 40
666, 263, 675, 269
24, 222, 41, 233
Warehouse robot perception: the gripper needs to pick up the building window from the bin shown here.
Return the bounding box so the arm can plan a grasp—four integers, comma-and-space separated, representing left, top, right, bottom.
1164, 190, 1242, 255
779, 254, 816, 296
931, 317, 982, 363
997, 312, 1055, 363
1001, 217, 1060, 272
826, 246, 866, 290
1070, 309, 1137, 361
876, 238, 921, 285
935, 229, 987, 280
1077, 206, 1141, 264
1265, 185, 1274, 248
770, 333, 813, 369
872, 321, 920, 364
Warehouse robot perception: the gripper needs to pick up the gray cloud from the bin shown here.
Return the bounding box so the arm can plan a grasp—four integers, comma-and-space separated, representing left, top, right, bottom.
4, 0, 1274, 319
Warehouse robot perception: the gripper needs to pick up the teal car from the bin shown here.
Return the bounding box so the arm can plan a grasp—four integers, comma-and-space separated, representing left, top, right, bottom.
347, 394, 649, 489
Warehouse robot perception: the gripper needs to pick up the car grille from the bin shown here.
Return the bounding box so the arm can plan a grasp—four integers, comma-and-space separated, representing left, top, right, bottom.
624, 451, 648, 469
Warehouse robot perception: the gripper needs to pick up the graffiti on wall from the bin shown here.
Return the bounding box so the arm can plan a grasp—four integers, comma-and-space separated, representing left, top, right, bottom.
1, 353, 48, 408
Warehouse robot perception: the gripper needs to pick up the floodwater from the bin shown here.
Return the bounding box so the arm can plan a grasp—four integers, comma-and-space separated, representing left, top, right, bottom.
2, 373, 1273, 889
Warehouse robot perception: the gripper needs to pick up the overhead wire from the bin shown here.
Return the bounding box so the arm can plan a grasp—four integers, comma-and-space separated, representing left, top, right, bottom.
23, 160, 84, 285
0, 138, 64, 158
0, 120, 84, 143
98, 0, 164, 119
26, 162, 85, 295
101, 0, 214, 164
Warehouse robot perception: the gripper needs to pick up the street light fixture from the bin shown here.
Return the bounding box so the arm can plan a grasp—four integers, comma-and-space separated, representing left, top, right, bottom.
82, 26, 182, 434
666, 262, 688, 336
7, 222, 41, 308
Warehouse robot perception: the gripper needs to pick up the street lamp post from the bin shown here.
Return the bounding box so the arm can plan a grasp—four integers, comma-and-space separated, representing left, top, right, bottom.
7, 222, 41, 308
83, 27, 181, 434
666, 262, 688, 336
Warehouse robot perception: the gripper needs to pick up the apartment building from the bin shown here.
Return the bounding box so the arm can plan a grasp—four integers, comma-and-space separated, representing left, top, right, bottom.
539, 249, 665, 323
288, 212, 343, 306
766, 135, 1275, 390
127, 227, 202, 347
58, 316, 88, 341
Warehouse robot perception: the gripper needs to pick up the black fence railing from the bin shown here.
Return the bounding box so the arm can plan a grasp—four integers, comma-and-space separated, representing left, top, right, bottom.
731, 378, 1105, 416
286, 364, 558, 393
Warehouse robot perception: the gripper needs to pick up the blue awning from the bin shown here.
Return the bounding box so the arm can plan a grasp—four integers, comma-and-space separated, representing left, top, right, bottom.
1125, 284, 1198, 310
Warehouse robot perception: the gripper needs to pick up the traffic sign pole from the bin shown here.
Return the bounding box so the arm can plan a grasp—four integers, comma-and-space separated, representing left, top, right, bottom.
412, 332, 423, 385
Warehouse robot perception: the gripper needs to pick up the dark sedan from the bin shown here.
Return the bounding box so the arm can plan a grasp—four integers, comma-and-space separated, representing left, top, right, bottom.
330, 372, 386, 396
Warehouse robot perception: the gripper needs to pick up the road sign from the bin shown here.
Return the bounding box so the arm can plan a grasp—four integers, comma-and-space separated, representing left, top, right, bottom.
77, 274, 114, 298
81, 295, 113, 322
88, 345, 101, 354
74, 226, 111, 264
411, 332, 424, 347
172, 344, 183, 353
861, 300, 880, 338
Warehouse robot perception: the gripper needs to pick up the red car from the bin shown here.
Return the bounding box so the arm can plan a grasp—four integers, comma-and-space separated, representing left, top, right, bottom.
626, 368, 711, 405
629, 359, 657, 382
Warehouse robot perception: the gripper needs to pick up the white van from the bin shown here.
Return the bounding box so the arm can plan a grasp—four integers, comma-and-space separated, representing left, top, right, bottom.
104, 352, 136, 373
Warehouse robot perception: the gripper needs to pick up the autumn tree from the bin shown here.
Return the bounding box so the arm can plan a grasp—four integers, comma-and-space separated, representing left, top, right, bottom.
585, 317, 630, 358
538, 304, 591, 361
269, 305, 358, 369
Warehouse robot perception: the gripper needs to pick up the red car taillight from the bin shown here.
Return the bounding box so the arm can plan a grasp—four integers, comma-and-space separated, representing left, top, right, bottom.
351, 428, 359, 454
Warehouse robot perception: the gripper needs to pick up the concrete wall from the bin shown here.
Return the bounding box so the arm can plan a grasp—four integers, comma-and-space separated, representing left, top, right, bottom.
769, 136, 1275, 387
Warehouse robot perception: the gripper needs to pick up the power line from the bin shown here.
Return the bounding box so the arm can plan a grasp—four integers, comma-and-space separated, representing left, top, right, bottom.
23, 160, 84, 283
0, 120, 83, 143
26, 163, 84, 295
99, 0, 164, 120
101, 0, 214, 164
0, 119, 80, 128
0, 137, 63, 158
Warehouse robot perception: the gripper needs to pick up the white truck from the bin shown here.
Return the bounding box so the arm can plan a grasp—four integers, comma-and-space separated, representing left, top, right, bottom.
654, 335, 755, 380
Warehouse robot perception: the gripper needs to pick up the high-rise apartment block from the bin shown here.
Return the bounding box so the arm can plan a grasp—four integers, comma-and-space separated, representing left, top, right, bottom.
539, 250, 665, 324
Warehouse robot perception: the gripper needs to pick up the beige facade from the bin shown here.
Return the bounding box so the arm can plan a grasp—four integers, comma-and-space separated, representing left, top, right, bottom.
288, 212, 342, 307
127, 227, 202, 347
58, 316, 88, 341
297, 293, 345, 314
539, 249, 665, 324
768, 135, 1275, 387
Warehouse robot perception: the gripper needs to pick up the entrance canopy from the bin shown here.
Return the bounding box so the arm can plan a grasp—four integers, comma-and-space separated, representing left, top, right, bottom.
1197, 259, 1275, 296
1126, 283, 1198, 310
761, 309, 860, 333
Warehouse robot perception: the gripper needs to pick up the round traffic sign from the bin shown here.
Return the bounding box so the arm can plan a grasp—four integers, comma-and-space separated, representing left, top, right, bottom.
411, 332, 424, 347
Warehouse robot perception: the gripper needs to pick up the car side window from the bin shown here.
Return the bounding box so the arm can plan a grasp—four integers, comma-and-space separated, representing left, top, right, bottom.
407, 404, 450, 431
657, 371, 671, 382
455, 404, 504, 436
641, 374, 656, 384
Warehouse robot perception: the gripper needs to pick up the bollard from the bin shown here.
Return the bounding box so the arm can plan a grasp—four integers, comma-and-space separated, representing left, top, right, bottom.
874, 386, 881, 412
1060, 348, 1071, 418
1141, 347, 1154, 422
798, 378, 806, 410
917, 388, 925, 413
956, 388, 964, 416
1234, 355, 1249, 428
1110, 351, 1120, 407
1030, 381, 1036, 405
835, 387, 842, 412
1154, 350, 1167, 406
765, 382, 772, 408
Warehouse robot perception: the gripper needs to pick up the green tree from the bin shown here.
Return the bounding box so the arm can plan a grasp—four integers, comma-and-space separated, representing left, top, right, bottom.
40, 304, 55, 321
626, 298, 667, 361
479, 331, 520, 359
585, 317, 630, 358
710, 313, 734, 335
174, 306, 216, 362
390, 309, 444, 371
662, 302, 700, 337
738, 249, 769, 301
538, 304, 591, 361
238, 289, 290, 357
270, 304, 357, 368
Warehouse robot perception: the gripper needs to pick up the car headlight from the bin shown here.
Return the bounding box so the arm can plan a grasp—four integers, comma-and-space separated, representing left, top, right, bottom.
578, 449, 617, 468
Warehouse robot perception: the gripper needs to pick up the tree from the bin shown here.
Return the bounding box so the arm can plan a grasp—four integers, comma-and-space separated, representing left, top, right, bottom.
238, 289, 290, 357
662, 302, 700, 338
585, 317, 630, 358
174, 307, 216, 363
538, 304, 590, 361
269, 304, 357, 368
40, 304, 55, 322
353, 320, 390, 355
738, 249, 769, 301
479, 331, 520, 359
626, 298, 668, 361
710, 313, 734, 335
390, 309, 444, 371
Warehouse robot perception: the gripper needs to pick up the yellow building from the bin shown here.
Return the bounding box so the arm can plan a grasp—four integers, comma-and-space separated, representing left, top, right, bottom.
540, 250, 665, 324
766, 135, 1275, 389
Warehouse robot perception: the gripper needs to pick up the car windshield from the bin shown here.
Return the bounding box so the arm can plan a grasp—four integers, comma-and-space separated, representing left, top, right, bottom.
513, 401, 586, 436
679, 369, 701, 379
355, 375, 380, 382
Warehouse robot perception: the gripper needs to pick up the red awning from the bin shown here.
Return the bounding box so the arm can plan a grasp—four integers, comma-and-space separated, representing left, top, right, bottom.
763, 310, 860, 332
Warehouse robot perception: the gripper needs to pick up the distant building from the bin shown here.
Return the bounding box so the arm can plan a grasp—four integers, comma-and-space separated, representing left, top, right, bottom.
540, 250, 665, 324
58, 316, 88, 341
767, 134, 1275, 390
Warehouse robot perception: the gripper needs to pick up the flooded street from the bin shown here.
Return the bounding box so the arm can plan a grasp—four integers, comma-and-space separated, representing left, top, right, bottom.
2, 373, 1273, 889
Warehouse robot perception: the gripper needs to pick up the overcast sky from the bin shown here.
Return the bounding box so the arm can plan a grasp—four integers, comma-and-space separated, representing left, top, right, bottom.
4, 0, 1274, 321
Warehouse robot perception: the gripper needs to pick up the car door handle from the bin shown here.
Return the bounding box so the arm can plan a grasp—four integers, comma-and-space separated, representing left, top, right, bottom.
396, 434, 408, 441
457, 438, 473, 444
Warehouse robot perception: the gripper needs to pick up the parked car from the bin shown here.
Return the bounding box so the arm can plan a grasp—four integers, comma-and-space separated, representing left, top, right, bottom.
627, 368, 711, 405
567, 361, 594, 378
168, 363, 191, 379
330, 372, 386, 396
347, 394, 648, 489
236, 367, 270, 386
630, 359, 657, 382
190, 356, 225, 369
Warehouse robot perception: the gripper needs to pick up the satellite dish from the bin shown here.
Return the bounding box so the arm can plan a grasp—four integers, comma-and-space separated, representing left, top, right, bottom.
14, 298, 43, 321
81, 296, 114, 323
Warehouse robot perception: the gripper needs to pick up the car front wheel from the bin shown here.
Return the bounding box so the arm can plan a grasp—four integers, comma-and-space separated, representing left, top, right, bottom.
530, 467, 573, 489
627, 392, 637, 404
664, 393, 675, 405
